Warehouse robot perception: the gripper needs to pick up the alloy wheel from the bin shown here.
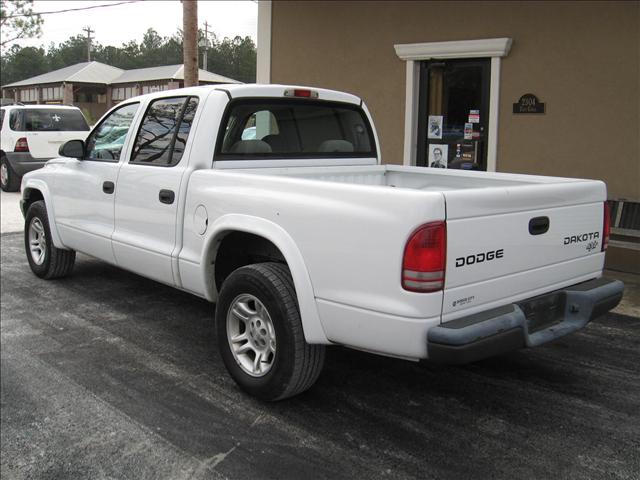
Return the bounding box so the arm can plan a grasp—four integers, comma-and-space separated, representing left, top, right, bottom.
226, 293, 277, 377
28, 217, 47, 265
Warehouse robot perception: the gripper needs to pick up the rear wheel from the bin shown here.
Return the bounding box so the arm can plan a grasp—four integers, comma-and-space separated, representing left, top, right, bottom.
216, 262, 325, 401
24, 200, 75, 279
1, 155, 20, 192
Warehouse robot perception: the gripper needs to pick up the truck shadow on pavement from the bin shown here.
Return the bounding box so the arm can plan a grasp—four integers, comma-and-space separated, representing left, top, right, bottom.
2, 235, 639, 480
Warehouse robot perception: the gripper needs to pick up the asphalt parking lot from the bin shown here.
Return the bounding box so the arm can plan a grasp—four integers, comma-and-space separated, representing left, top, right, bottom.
1, 198, 639, 479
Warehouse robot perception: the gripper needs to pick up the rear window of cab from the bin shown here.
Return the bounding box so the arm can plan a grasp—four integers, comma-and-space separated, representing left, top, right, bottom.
214, 98, 376, 160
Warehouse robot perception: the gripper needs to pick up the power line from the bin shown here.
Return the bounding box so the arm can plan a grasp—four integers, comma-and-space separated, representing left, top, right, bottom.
4, 1, 140, 18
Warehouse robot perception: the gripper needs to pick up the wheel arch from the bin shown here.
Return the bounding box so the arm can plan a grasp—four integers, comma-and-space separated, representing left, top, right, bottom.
21, 179, 66, 249
201, 214, 328, 344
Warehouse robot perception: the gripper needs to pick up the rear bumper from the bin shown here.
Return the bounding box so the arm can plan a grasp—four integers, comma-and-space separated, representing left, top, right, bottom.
5, 152, 51, 176
427, 277, 624, 364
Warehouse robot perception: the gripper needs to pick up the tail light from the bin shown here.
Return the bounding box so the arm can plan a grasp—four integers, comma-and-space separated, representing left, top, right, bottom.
15, 137, 29, 152
602, 201, 610, 252
284, 88, 319, 99
402, 221, 446, 292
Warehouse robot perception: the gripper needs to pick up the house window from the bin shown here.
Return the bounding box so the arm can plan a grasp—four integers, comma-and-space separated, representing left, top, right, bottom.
20, 88, 37, 102
112, 87, 125, 101
41, 87, 62, 101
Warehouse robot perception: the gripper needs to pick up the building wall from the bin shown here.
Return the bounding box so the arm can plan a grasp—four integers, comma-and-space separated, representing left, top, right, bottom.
270, 0, 639, 199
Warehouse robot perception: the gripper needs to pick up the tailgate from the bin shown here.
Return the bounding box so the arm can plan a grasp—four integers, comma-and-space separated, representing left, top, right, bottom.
442, 180, 607, 320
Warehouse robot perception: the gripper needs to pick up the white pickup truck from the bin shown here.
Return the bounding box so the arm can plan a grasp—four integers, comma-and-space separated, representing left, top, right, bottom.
20, 84, 624, 400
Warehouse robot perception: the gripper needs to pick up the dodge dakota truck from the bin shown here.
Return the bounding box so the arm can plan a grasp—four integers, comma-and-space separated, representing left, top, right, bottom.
20, 84, 624, 400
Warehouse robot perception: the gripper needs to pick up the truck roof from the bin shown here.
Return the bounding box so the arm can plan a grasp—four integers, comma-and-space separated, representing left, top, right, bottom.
127, 83, 362, 106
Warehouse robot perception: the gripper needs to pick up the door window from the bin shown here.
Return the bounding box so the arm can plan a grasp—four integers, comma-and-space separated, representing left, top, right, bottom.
130, 96, 199, 166
417, 59, 490, 170
85, 103, 139, 161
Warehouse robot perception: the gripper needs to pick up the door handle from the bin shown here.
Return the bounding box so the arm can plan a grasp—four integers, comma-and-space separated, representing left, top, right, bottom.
529, 216, 550, 235
103, 181, 115, 194
159, 189, 175, 205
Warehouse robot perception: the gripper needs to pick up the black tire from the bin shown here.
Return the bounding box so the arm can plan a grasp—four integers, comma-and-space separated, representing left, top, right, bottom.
216, 262, 325, 401
1, 154, 21, 192
24, 200, 75, 279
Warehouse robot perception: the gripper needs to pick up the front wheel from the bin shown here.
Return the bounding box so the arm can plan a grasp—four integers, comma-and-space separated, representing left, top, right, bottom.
24, 200, 76, 279
216, 263, 325, 401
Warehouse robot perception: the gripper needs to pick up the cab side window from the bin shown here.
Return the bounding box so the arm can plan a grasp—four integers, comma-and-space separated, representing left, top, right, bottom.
130, 96, 199, 166
85, 103, 139, 161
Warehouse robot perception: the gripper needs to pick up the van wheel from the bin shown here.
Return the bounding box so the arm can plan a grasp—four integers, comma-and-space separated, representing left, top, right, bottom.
24, 200, 76, 279
216, 262, 325, 401
1, 155, 20, 192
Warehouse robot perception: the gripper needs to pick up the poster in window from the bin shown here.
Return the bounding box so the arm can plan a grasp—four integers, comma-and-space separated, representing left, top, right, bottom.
464, 122, 473, 140
428, 144, 448, 168
427, 115, 443, 139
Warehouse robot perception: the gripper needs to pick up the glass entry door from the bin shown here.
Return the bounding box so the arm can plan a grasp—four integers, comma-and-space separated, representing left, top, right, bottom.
416, 58, 490, 170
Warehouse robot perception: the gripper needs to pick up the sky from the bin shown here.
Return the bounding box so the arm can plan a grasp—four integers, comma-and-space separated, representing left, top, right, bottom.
6, 0, 258, 50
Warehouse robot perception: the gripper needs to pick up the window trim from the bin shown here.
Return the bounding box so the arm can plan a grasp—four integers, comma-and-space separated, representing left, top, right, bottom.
213, 97, 378, 161
84, 102, 140, 163
128, 95, 199, 168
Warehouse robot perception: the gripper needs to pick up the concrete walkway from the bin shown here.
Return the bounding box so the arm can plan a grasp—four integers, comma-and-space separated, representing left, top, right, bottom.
0, 191, 23, 234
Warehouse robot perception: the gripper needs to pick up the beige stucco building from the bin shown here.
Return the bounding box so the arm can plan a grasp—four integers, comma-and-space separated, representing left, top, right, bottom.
258, 0, 639, 272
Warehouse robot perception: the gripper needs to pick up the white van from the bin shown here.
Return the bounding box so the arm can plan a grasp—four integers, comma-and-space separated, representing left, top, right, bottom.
0, 105, 90, 191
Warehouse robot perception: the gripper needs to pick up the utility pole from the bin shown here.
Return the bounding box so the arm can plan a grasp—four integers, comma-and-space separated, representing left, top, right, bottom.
83, 26, 94, 62
202, 20, 211, 71
182, 0, 198, 87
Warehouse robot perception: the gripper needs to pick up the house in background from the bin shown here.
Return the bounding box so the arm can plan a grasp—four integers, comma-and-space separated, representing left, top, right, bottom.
256, 0, 639, 272
1, 61, 239, 123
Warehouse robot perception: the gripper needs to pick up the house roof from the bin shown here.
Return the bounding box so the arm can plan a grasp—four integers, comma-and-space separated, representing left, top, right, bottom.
3, 62, 240, 88
111, 64, 240, 84
3, 62, 124, 87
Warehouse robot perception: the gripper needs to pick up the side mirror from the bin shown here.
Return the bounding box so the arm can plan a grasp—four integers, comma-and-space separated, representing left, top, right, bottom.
59, 139, 85, 159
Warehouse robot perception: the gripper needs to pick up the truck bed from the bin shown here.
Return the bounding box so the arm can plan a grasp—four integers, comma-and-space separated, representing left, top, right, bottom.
231, 163, 605, 216
232, 163, 588, 191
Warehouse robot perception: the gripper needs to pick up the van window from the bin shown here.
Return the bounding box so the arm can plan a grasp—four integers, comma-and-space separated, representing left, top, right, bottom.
10, 109, 89, 132
215, 99, 376, 160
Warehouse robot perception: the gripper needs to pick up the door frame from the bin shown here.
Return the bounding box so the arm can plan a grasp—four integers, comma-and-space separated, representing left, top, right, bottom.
394, 38, 512, 171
